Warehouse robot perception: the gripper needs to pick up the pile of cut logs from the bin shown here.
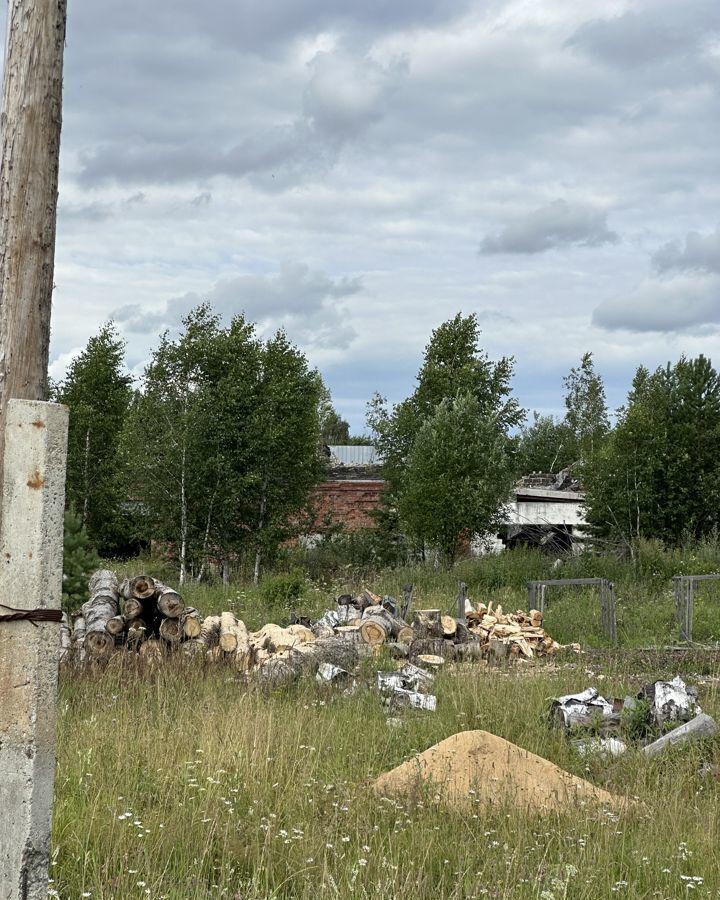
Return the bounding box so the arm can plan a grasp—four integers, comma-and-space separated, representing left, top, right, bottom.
464, 600, 576, 659
61, 573, 573, 684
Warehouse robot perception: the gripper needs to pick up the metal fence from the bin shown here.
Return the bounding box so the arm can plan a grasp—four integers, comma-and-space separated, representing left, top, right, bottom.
527, 577, 617, 644
673, 574, 720, 643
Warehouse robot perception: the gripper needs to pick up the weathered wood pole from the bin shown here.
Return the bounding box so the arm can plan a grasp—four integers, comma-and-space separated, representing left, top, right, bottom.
0, 1, 69, 897
0, 0, 68, 477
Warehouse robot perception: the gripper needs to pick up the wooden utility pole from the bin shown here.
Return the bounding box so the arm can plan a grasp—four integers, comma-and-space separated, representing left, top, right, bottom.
0, 2, 69, 899
0, 0, 68, 478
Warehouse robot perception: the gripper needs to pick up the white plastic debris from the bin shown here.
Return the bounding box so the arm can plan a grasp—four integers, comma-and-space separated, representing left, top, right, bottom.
551, 688, 616, 728
573, 737, 628, 757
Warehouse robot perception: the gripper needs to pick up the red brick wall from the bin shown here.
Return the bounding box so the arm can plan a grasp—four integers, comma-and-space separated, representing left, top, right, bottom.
310, 480, 385, 531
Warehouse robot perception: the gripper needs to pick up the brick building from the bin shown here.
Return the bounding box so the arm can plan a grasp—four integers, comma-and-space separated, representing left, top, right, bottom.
310, 445, 385, 531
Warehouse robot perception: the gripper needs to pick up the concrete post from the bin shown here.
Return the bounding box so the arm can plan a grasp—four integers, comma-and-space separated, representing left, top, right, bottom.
0, 399, 68, 900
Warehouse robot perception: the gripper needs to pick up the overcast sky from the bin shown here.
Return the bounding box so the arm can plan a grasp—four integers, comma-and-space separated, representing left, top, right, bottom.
6, 0, 720, 432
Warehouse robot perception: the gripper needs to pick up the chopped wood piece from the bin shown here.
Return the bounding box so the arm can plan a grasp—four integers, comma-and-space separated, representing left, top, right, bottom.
155, 582, 184, 618
219, 612, 239, 652
359, 615, 391, 645
159, 617, 182, 644
129, 574, 156, 599
127, 619, 147, 646
413, 609, 443, 639
416, 654, 444, 668
138, 639, 163, 665
198, 614, 221, 648
441, 615, 457, 638
335, 624, 363, 643
234, 618, 253, 672
123, 597, 144, 620
181, 608, 202, 639
105, 615, 126, 636
83, 569, 120, 657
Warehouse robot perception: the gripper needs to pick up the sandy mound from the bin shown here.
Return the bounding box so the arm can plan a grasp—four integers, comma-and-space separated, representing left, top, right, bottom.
373, 730, 622, 812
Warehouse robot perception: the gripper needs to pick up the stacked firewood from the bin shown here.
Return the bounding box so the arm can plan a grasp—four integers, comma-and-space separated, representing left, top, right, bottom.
69, 570, 201, 661
67, 570, 362, 684
67, 574, 572, 679
465, 601, 574, 659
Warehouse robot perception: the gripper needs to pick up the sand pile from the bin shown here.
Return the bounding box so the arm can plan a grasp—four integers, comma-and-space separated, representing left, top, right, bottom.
373, 730, 622, 812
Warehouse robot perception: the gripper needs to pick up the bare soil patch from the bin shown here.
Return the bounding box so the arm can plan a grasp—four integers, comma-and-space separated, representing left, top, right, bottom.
373, 729, 623, 812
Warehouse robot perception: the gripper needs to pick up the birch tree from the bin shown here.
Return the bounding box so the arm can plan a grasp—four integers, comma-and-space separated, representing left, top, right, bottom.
56, 323, 133, 554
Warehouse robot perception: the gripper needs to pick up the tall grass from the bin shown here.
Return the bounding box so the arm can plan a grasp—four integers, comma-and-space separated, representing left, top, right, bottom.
53, 651, 720, 899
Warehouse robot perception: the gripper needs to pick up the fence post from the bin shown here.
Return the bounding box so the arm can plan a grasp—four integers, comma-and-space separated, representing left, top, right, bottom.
457, 581, 467, 624
0, 399, 68, 899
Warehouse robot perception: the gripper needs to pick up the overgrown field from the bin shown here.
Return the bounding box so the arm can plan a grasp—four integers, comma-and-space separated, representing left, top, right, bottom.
53, 649, 720, 899
53, 544, 720, 897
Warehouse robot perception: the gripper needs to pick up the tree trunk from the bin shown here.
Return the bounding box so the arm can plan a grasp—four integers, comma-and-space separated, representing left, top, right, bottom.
82, 428, 90, 524
413, 609, 443, 639
154, 582, 184, 618
82, 570, 119, 657
0, 0, 68, 488
181, 608, 202, 639
105, 615, 125, 636
59, 612, 72, 662
179, 441, 187, 585
196, 485, 217, 583
219, 612, 238, 652
128, 575, 156, 599
159, 617, 181, 644
253, 483, 267, 586
198, 614, 221, 648
258, 636, 358, 686
71, 615, 86, 646
359, 614, 391, 645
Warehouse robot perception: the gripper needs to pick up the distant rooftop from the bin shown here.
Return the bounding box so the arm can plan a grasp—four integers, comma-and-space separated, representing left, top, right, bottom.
326, 445, 383, 467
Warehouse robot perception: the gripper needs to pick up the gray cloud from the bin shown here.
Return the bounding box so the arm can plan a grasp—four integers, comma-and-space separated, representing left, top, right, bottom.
76, 46, 406, 188
480, 200, 619, 255
567, 8, 713, 69
112, 263, 362, 350
14, 0, 720, 433
593, 275, 720, 333
652, 225, 720, 274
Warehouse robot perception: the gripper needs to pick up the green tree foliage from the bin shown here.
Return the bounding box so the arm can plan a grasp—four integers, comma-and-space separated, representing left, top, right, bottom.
583, 355, 720, 545
399, 393, 517, 563
123, 305, 323, 582
516, 413, 571, 474
318, 386, 351, 444
244, 330, 324, 581
368, 313, 522, 561
562, 351, 609, 462
62, 507, 100, 612
56, 323, 134, 555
